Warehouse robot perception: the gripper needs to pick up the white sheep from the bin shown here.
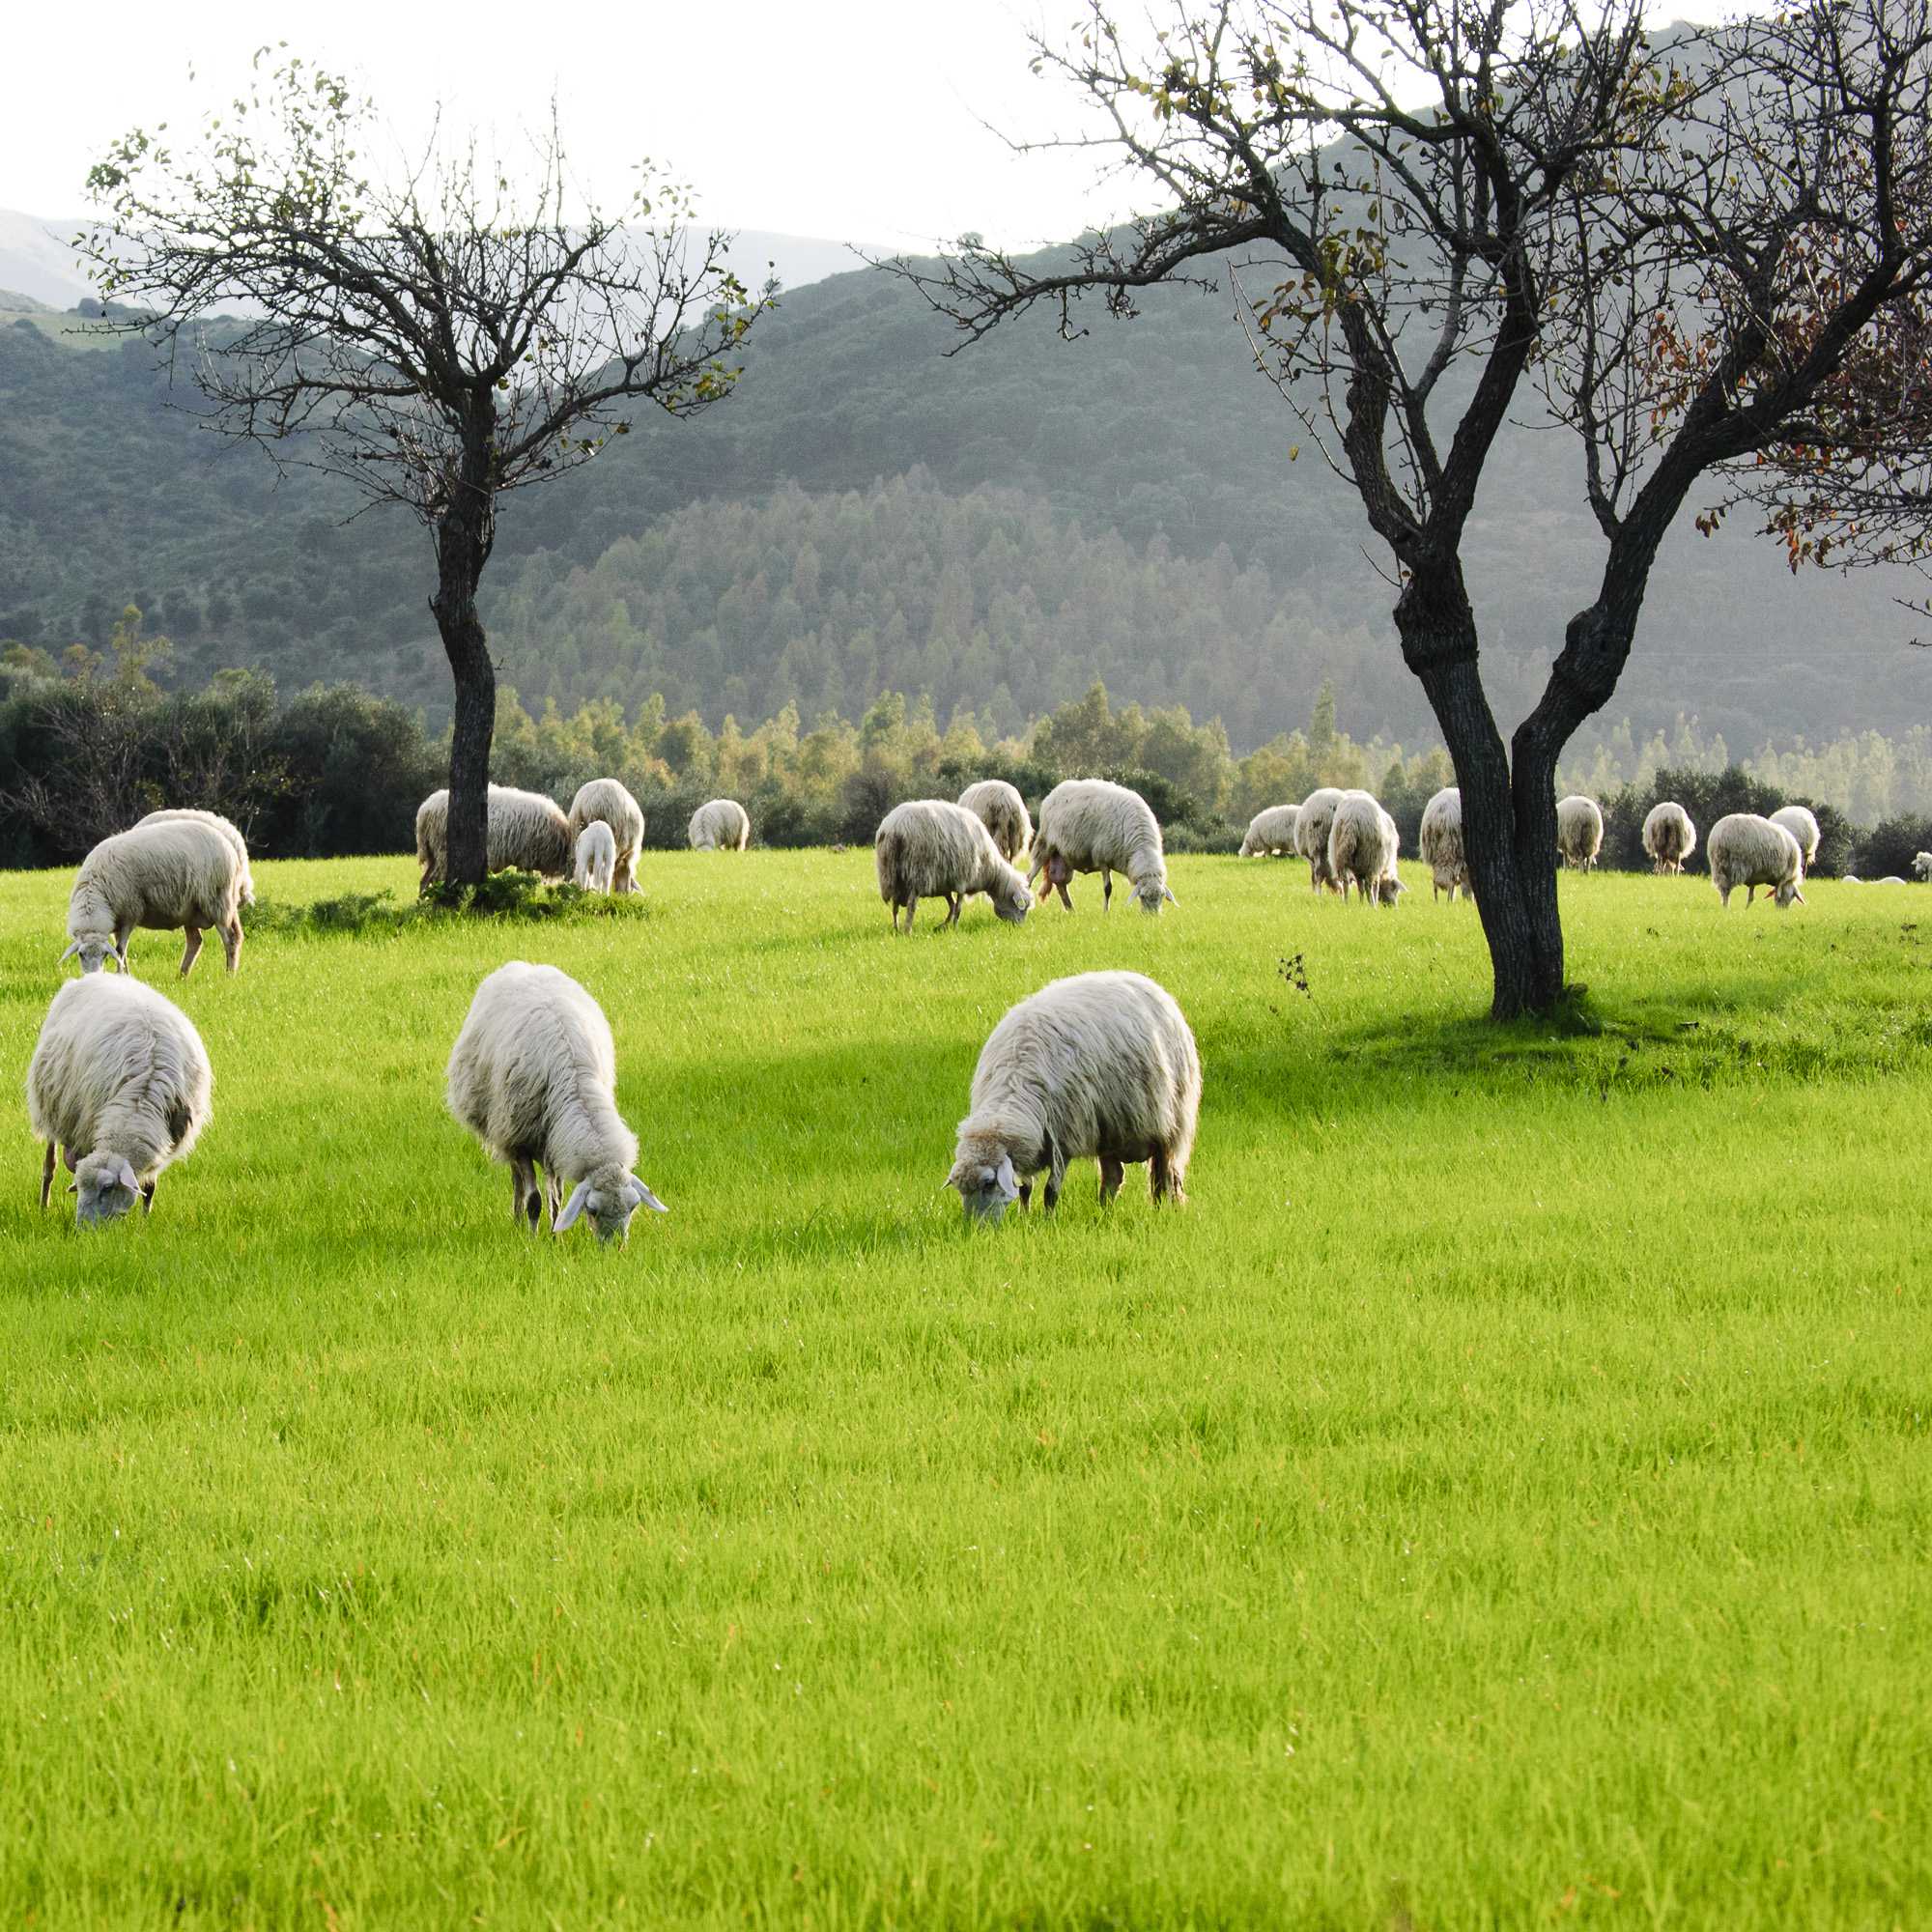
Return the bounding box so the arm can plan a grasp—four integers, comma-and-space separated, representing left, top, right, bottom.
573, 820, 617, 894
875, 800, 1033, 931
957, 781, 1032, 863
27, 973, 212, 1224
946, 970, 1201, 1221
416, 784, 573, 888
1708, 812, 1806, 908
688, 798, 752, 852
1239, 803, 1301, 858
1913, 852, 1932, 881
1768, 805, 1821, 872
446, 961, 668, 1242
1294, 787, 1346, 893
64, 818, 248, 977
1642, 802, 1698, 875
1327, 790, 1405, 906
1027, 779, 1175, 914
1556, 795, 1604, 869
567, 779, 647, 891
136, 809, 256, 906
1417, 786, 1470, 901
1876, 874, 1908, 885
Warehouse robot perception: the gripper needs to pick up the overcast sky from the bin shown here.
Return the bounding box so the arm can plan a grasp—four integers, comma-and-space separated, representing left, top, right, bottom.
8, 0, 1747, 249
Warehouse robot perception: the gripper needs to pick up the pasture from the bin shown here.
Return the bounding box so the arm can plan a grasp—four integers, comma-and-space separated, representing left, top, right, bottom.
1, 851, 1927, 1929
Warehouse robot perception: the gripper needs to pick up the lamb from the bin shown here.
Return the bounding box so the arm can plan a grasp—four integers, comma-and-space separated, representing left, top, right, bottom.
565, 779, 646, 893
1768, 805, 1821, 872
135, 809, 256, 906
946, 970, 1200, 1221
1027, 778, 1175, 914
1293, 787, 1346, 893
1708, 812, 1806, 908
875, 800, 1033, 931
63, 818, 248, 977
956, 780, 1032, 863
1327, 790, 1406, 906
445, 961, 668, 1242
1417, 786, 1470, 901
1239, 803, 1301, 858
1556, 794, 1604, 869
27, 973, 212, 1224
1915, 853, 1932, 881
415, 784, 573, 889
573, 820, 617, 894
688, 798, 752, 852
1642, 801, 1698, 875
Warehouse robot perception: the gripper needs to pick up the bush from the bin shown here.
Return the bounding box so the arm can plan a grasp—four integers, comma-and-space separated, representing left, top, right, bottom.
1853, 814, 1932, 880
1600, 767, 1850, 876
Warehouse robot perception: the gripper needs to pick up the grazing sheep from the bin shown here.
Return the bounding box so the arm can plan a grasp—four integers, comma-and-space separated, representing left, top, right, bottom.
1327, 790, 1406, 906
688, 798, 752, 852
1844, 874, 1862, 884
1239, 803, 1301, 858
1708, 813, 1806, 908
564, 779, 646, 893
1556, 795, 1605, 869
1417, 787, 1470, 900
27, 973, 212, 1225
573, 820, 617, 895
416, 784, 574, 888
64, 818, 248, 978
1027, 779, 1175, 914
946, 970, 1201, 1221
1876, 874, 1908, 885
875, 800, 1032, 931
136, 809, 256, 906
1294, 787, 1346, 893
445, 962, 668, 1243
1768, 805, 1821, 872
957, 780, 1033, 863
1642, 802, 1698, 875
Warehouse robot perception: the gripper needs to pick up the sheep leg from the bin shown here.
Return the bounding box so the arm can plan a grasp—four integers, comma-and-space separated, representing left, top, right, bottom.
1098, 1155, 1124, 1205
1017, 1179, 1033, 1211
944, 894, 962, 927
222, 918, 243, 973
903, 896, 917, 931
1151, 1145, 1185, 1206
179, 927, 203, 978
545, 1169, 563, 1229
141, 1179, 156, 1214
1101, 868, 1113, 911
40, 1142, 54, 1209
115, 923, 134, 970
1056, 882, 1074, 911
511, 1156, 540, 1231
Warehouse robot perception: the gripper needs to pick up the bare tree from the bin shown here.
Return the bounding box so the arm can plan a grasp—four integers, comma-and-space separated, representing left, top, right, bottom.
884, 0, 1932, 1016
79, 51, 768, 885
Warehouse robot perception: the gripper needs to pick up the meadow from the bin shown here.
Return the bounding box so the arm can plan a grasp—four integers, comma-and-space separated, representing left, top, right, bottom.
1, 851, 1927, 1929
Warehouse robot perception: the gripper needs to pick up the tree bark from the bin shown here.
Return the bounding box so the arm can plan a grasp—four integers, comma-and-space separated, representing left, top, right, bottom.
428, 409, 498, 888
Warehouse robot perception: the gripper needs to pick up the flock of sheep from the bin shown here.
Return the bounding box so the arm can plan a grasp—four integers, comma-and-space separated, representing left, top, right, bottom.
24, 764, 1924, 1238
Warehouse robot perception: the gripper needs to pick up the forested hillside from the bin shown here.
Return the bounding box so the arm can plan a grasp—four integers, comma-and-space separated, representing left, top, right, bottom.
3, 235, 1928, 753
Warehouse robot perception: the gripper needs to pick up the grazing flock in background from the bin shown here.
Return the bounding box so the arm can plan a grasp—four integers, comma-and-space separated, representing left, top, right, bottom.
23, 761, 1923, 1236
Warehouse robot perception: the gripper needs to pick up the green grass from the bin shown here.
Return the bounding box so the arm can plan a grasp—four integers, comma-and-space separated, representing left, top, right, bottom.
1, 853, 1927, 1929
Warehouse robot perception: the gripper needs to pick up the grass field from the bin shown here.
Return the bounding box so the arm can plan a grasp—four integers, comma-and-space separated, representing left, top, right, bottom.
1, 851, 1927, 1929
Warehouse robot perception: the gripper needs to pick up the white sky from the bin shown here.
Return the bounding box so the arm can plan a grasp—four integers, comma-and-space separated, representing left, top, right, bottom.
7, 0, 1749, 250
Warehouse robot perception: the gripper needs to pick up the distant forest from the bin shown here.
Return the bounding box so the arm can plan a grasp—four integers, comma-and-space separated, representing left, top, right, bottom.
3, 237, 1929, 759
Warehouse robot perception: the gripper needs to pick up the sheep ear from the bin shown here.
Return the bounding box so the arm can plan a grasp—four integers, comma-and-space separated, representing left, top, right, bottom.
114, 1157, 140, 1195
1162, 886, 1179, 905
625, 1175, 668, 1214
554, 1180, 592, 1232
995, 1154, 1020, 1203
58, 940, 79, 962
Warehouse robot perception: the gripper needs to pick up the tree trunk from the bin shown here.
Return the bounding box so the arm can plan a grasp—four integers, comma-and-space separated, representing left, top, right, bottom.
1397, 561, 1566, 1019
428, 416, 498, 888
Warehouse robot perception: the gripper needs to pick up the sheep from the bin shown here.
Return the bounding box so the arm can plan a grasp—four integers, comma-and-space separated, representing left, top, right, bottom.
1294, 787, 1346, 893
956, 781, 1032, 863
1876, 874, 1908, 885
1642, 801, 1698, 875
1327, 790, 1406, 906
416, 784, 573, 889
135, 810, 255, 906
875, 800, 1033, 931
688, 798, 752, 852
1768, 805, 1821, 872
1239, 803, 1301, 859
1708, 812, 1806, 908
1556, 794, 1605, 869
1417, 786, 1470, 901
573, 820, 617, 895
565, 779, 646, 893
27, 973, 212, 1225
63, 818, 248, 978
1027, 778, 1175, 914
446, 961, 668, 1243
1915, 853, 1932, 881
1844, 874, 1862, 884
946, 970, 1200, 1221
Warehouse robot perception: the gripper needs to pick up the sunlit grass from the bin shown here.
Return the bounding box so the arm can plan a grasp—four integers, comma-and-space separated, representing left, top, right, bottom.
1, 853, 1927, 1928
